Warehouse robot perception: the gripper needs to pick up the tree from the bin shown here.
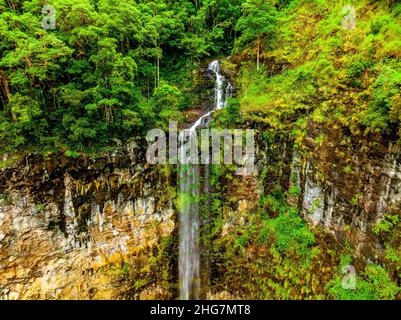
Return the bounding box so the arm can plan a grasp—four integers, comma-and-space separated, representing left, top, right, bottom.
235, 0, 277, 70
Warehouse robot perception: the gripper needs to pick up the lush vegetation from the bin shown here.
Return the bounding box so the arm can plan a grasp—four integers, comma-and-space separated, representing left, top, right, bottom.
237, 0, 401, 148
0, 0, 244, 154
203, 163, 401, 299
4, 0, 399, 154
206, 0, 401, 300
2, 0, 401, 300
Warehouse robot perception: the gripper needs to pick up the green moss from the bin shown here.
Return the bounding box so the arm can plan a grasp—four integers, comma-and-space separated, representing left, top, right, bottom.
0, 155, 21, 170
373, 213, 399, 236
0, 192, 11, 205
36, 203, 46, 213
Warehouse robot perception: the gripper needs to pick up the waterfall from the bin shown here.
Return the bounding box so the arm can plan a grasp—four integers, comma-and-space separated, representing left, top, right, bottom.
178, 60, 233, 300
208, 60, 226, 110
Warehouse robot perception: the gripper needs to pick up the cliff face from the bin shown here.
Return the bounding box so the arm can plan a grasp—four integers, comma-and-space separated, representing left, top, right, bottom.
293, 126, 401, 259
201, 119, 401, 299
1, 126, 401, 299
0, 64, 216, 300
1, 60, 401, 299
0, 141, 176, 299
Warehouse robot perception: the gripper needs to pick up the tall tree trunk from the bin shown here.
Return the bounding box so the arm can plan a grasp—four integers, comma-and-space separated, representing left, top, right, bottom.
0, 71, 10, 110
155, 39, 160, 88
256, 38, 260, 71
154, 61, 157, 89
157, 55, 160, 88
147, 73, 150, 100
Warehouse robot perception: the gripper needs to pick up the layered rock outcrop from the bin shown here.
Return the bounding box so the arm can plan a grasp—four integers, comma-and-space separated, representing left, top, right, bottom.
0, 142, 176, 299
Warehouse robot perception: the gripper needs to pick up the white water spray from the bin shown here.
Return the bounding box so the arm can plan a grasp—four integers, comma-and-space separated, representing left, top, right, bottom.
178, 60, 233, 299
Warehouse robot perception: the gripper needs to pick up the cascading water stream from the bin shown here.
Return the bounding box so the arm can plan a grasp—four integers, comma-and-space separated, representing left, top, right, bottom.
178, 60, 232, 300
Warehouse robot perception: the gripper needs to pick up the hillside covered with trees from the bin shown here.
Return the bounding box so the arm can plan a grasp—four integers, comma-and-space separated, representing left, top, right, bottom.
0, 0, 246, 156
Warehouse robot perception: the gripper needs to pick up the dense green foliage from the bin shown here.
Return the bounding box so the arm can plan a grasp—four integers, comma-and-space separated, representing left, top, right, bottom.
2, 0, 401, 300
206, 0, 401, 300
0, 0, 245, 154
234, 0, 277, 70
238, 0, 401, 147
326, 255, 399, 299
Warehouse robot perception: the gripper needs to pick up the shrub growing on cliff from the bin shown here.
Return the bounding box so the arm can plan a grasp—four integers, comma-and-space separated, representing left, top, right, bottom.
326, 262, 400, 300
363, 64, 401, 132
373, 213, 400, 236
265, 207, 315, 256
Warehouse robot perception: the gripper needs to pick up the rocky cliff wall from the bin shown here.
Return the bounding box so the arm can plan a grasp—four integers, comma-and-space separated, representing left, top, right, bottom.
0, 141, 176, 299
292, 127, 401, 260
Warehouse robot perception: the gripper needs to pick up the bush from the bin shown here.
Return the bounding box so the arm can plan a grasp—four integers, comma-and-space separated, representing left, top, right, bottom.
326, 262, 400, 300
264, 207, 315, 256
